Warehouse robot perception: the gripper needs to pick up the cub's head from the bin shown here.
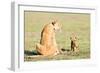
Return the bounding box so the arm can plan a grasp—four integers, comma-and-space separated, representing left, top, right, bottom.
70, 36, 77, 41
52, 21, 62, 32
70, 33, 78, 41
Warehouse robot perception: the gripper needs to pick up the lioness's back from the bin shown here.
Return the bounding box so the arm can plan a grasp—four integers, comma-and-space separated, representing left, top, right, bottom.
40, 24, 54, 45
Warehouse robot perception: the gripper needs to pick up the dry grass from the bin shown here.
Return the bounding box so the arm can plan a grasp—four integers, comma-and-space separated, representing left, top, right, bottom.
24, 11, 90, 61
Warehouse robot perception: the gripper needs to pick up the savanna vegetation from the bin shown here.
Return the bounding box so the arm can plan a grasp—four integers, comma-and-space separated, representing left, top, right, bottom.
24, 11, 90, 61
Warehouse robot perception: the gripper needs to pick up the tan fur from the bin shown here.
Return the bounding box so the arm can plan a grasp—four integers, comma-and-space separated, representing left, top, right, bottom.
36, 21, 61, 56
70, 34, 79, 52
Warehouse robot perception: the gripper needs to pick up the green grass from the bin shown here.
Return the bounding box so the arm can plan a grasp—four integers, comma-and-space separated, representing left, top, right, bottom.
24, 11, 90, 61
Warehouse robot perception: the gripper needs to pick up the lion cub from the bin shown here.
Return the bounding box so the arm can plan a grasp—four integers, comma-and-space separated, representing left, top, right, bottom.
70, 34, 79, 53
36, 21, 61, 56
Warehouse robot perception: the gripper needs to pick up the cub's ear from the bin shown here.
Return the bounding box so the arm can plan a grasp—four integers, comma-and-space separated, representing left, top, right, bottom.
52, 21, 56, 25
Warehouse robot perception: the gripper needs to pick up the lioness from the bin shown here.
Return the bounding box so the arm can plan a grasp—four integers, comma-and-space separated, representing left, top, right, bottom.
36, 21, 61, 56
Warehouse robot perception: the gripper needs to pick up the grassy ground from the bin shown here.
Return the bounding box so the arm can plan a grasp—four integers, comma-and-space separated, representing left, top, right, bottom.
24, 11, 90, 61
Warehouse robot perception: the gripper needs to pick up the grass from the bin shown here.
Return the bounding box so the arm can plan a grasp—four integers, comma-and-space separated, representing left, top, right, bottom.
24, 50, 90, 61
24, 11, 90, 61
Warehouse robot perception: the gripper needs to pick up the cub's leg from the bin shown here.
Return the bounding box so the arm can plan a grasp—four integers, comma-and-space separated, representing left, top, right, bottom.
74, 46, 79, 53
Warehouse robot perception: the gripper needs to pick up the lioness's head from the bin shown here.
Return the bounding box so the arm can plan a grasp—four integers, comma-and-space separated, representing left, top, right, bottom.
52, 21, 62, 32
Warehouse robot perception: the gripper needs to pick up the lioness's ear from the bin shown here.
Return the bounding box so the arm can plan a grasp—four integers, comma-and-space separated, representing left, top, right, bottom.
52, 21, 56, 25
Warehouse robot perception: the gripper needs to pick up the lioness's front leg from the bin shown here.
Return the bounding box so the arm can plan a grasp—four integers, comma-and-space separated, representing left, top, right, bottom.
52, 35, 60, 55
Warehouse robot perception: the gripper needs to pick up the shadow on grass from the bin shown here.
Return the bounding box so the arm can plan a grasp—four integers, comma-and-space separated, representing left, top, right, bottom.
24, 50, 39, 55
